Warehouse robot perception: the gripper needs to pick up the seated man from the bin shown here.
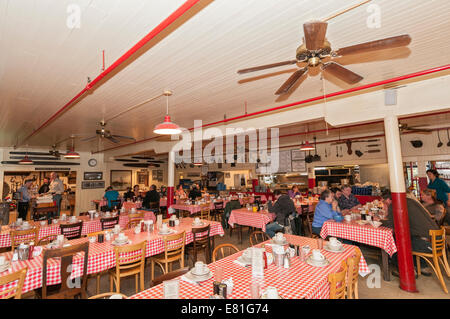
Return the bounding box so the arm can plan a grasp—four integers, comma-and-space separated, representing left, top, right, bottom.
338, 184, 361, 213
189, 185, 202, 201
378, 190, 440, 276
265, 190, 297, 238
142, 184, 160, 210
311, 189, 343, 236
104, 186, 119, 209
222, 197, 242, 230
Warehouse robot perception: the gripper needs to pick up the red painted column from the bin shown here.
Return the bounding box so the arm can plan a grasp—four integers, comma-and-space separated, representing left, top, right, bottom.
384, 115, 417, 292
308, 178, 316, 189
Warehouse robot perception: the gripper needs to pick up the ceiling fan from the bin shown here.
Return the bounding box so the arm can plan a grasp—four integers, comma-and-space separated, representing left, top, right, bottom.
9, 144, 64, 158
82, 120, 136, 144
399, 123, 432, 134
237, 20, 411, 95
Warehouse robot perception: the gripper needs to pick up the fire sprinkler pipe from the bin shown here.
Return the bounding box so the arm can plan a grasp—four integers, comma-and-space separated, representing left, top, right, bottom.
16, 0, 201, 148
94, 64, 450, 154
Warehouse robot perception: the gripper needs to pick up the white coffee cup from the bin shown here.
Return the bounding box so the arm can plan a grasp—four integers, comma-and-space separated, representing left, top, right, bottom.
40, 221, 46, 226
312, 249, 325, 261
134, 226, 141, 234
344, 215, 352, 222
16, 218, 23, 225
0, 256, 5, 265
53, 219, 58, 224
275, 232, 284, 241
57, 235, 64, 243
89, 236, 96, 243
194, 261, 206, 274
161, 223, 169, 231
194, 217, 200, 224
329, 237, 341, 248
265, 287, 279, 299
118, 232, 126, 240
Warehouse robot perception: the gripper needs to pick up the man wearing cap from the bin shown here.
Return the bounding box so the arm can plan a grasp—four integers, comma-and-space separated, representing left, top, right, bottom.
49, 172, 64, 218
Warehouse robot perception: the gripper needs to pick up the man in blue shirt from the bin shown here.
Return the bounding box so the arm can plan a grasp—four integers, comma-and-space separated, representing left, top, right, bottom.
312, 189, 343, 236
18, 179, 34, 220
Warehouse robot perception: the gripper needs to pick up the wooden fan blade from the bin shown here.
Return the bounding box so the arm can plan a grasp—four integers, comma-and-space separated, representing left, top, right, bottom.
147, 160, 165, 164
275, 67, 308, 95
106, 136, 120, 143
131, 156, 155, 160
237, 60, 298, 74
111, 134, 136, 141
335, 34, 411, 56
303, 21, 328, 50
322, 62, 363, 84
81, 135, 98, 142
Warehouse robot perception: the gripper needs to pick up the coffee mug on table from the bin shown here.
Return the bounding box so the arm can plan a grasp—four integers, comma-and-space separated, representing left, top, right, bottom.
194, 261, 207, 274
312, 249, 324, 261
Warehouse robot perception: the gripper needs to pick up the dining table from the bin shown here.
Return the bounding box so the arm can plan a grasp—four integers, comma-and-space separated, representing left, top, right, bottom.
319, 215, 396, 282
228, 208, 275, 243
0, 217, 224, 295
129, 234, 369, 299
0, 210, 156, 249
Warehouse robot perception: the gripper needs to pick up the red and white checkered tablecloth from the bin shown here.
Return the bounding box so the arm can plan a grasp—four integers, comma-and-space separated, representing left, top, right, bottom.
122, 201, 142, 211
0, 211, 157, 248
320, 220, 397, 256
228, 209, 275, 232
129, 234, 369, 299
171, 202, 214, 215
0, 218, 224, 295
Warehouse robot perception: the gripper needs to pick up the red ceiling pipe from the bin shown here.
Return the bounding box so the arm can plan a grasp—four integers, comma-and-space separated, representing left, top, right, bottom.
17, 0, 201, 147
94, 64, 450, 154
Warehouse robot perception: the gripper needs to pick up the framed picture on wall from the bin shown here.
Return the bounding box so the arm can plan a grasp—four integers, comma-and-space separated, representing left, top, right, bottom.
137, 171, 149, 186
110, 170, 132, 191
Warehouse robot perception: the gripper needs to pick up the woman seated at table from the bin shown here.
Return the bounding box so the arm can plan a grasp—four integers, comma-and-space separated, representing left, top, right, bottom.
175, 185, 187, 199
421, 189, 447, 225
104, 186, 119, 209
311, 189, 343, 236
288, 185, 301, 199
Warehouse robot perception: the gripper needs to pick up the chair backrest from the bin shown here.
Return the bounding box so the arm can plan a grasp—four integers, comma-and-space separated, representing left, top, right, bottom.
191, 224, 210, 249
78, 211, 89, 216
328, 260, 347, 299
162, 231, 186, 263
60, 221, 83, 240
10, 227, 40, 250
128, 212, 144, 219
42, 241, 89, 299
100, 216, 119, 230
212, 243, 240, 262
151, 267, 189, 287
114, 241, 147, 275
149, 202, 160, 209
346, 248, 361, 299
38, 234, 58, 246
249, 231, 270, 246
199, 204, 210, 220
126, 218, 143, 229
430, 227, 446, 257
214, 201, 224, 210
88, 292, 128, 299
0, 268, 28, 299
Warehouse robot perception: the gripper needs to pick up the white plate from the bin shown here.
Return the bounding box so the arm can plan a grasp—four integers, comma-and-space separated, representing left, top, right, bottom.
356, 220, 369, 225
306, 256, 330, 267
190, 267, 210, 277
112, 240, 131, 246
0, 261, 11, 273
271, 238, 288, 245
324, 243, 345, 253
191, 222, 205, 227
18, 225, 32, 231
158, 229, 175, 235
184, 271, 213, 282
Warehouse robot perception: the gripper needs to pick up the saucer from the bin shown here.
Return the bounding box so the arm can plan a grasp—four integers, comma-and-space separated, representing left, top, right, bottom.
260, 291, 284, 299
112, 239, 131, 246
306, 256, 330, 267
191, 222, 205, 227
324, 243, 345, 253
184, 270, 213, 282
18, 225, 32, 231
356, 220, 369, 225
190, 267, 210, 277
158, 229, 175, 235
0, 261, 11, 273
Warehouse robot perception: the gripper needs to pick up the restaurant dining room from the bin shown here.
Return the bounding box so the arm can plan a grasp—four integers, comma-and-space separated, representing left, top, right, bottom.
0, 0, 449, 310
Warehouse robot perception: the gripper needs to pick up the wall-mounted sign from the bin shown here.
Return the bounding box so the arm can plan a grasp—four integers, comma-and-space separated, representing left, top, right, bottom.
81, 181, 105, 189
84, 172, 103, 180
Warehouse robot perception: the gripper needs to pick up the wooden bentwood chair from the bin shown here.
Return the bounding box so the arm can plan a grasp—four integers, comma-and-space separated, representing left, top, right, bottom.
412, 227, 450, 293
249, 231, 270, 246
0, 268, 28, 299
212, 243, 240, 262
151, 267, 190, 287
109, 240, 147, 294
150, 231, 186, 281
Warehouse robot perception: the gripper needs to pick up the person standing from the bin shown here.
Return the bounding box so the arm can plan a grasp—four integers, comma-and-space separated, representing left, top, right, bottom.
17, 180, 33, 220
38, 178, 50, 194
426, 169, 450, 208
49, 172, 64, 218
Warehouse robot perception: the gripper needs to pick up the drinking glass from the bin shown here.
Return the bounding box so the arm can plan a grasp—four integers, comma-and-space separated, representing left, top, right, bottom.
214, 266, 224, 283
317, 238, 324, 250
250, 282, 260, 299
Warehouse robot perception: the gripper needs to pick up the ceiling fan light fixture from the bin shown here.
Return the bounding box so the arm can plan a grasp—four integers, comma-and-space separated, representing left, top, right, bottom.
300, 141, 315, 151
19, 155, 33, 165
64, 149, 80, 159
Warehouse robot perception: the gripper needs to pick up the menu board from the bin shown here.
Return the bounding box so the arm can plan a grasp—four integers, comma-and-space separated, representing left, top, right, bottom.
291, 149, 305, 161
277, 150, 292, 173
291, 160, 306, 172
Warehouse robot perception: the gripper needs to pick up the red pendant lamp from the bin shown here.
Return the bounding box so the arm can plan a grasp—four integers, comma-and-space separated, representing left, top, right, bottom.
64, 135, 80, 159
19, 154, 33, 165
300, 141, 315, 151
153, 90, 181, 135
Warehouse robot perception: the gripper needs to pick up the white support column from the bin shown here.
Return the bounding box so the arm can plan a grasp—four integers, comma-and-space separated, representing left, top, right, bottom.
167, 150, 175, 214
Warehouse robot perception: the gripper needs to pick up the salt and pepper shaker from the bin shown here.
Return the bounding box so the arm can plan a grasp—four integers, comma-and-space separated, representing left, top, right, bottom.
283, 252, 291, 269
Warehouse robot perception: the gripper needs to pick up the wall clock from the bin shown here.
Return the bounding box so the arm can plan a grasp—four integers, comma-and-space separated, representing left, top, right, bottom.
88, 158, 97, 167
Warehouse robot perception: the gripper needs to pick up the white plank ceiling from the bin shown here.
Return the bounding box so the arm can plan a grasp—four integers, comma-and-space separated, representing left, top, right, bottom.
1, 0, 450, 152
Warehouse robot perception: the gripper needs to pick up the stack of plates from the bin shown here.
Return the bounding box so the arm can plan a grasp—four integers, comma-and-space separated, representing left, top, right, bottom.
324, 243, 345, 253
306, 256, 330, 267
0, 261, 11, 273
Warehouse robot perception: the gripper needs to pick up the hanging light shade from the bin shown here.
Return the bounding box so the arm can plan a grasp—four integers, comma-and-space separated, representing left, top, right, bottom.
300, 141, 315, 151
64, 148, 80, 159
19, 155, 33, 165
153, 90, 181, 135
